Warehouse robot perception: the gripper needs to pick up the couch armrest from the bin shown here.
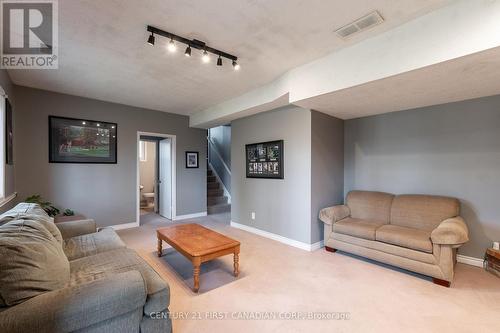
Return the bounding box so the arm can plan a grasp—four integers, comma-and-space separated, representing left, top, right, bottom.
56, 219, 97, 239
0, 271, 147, 333
431, 216, 469, 246
319, 205, 350, 225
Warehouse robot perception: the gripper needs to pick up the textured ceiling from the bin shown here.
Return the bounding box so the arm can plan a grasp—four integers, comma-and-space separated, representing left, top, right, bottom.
8, 0, 449, 116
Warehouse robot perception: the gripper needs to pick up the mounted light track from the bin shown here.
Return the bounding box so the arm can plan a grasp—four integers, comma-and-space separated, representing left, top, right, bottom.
146, 25, 240, 70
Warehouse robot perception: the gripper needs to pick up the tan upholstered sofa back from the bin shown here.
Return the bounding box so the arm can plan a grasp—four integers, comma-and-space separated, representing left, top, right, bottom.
346, 191, 394, 223
390, 194, 460, 231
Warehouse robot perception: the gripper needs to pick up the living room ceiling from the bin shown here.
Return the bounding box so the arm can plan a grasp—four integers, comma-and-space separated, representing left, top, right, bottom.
189, 0, 500, 127
7, 0, 450, 116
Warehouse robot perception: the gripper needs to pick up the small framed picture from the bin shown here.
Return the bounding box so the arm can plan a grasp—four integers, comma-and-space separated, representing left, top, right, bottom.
186, 151, 199, 168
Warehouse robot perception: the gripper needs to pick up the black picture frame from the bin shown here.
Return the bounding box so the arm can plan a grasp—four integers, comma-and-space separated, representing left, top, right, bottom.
246, 140, 284, 179
5, 98, 13, 165
49, 116, 117, 164
186, 151, 199, 168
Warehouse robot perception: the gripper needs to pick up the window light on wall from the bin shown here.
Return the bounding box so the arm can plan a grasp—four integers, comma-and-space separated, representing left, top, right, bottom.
139, 141, 147, 162
0, 86, 6, 199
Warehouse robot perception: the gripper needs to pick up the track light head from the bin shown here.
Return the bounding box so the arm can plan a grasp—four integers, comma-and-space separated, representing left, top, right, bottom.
167, 38, 176, 52
232, 60, 240, 70
184, 45, 192, 57
217, 56, 222, 66
147, 33, 155, 46
202, 50, 210, 63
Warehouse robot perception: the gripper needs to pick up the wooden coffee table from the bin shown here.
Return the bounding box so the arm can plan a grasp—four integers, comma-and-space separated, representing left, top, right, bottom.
156, 223, 240, 292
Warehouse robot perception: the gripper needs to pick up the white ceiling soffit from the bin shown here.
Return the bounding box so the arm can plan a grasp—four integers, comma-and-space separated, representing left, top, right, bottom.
190, 0, 500, 128
294, 46, 500, 119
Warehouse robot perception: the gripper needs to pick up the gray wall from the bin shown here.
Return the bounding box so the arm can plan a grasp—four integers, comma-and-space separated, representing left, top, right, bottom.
345, 95, 500, 258
311, 111, 344, 243
14, 85, 206, 227
231, 106, 312, 243
0, 70, 15, 206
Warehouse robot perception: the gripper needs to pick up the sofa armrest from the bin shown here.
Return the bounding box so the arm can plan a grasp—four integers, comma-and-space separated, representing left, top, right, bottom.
431, 216, 469, 246
56, 219, 97, 239
319, 205, 350, 225
0, 271, 147, 333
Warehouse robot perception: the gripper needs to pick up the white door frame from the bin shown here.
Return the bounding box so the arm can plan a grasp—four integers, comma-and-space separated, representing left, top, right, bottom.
136, 131, 176, 223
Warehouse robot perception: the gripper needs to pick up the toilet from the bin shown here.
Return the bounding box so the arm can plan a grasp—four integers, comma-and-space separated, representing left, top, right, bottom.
140, 185, 155, 209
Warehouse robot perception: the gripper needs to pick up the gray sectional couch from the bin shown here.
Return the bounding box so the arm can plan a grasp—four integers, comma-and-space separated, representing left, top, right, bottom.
0, 203, 171, 333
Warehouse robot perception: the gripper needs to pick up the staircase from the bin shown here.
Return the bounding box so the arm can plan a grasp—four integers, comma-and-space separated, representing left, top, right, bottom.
207, 167, 230, 214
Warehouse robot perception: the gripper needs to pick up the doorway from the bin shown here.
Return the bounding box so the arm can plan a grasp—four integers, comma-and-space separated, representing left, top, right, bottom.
137, 132, 176, 225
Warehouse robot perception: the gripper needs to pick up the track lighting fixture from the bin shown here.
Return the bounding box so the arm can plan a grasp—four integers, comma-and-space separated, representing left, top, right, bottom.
147, 33, 155, 46
167, 38, 176, 52
202, 50, 210, 63
146, 25, 239, 70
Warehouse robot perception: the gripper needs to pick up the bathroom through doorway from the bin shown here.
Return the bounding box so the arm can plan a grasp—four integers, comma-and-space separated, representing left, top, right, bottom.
137, 132, 176, 225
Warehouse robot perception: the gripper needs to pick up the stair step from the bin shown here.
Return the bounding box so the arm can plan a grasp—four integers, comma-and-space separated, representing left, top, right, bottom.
207, 188, 224, 197
207, 196, 228, 205
207, 203, 231, 214
207, 182, 220, 190
207, 175, 216, 183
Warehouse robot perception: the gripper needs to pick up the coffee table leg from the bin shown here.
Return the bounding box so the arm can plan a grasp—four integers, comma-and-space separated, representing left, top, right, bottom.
157, 238, 162, 257
234, 252, 239, 277
193, 258, 201, 292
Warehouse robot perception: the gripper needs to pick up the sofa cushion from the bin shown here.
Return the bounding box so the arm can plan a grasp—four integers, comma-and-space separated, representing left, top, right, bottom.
332, 232, 437, 265
69, 248, 169, 315
390, 195, 460, 231
0, 219, 70, 306
64, 227, 126, 260
0, 203, 63, 245
333, 218, 387, 240
0, 202, 49, 223
346, 191, 394, 223
376, 224, 433, 253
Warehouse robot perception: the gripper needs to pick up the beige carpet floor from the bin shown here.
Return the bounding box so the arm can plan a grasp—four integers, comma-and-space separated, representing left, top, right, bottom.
117, 213, 500, 333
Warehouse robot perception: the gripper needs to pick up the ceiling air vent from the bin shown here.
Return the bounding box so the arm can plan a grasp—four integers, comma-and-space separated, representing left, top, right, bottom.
335, 11, 384, 39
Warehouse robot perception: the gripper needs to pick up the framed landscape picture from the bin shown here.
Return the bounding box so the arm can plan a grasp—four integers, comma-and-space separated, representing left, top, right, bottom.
246, 140, 283, 179
186, 151, 199, 168
49, 116, 117, 163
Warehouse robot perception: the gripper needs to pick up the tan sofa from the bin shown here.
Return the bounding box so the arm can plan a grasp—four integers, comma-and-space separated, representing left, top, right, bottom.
320, 191, 469, 287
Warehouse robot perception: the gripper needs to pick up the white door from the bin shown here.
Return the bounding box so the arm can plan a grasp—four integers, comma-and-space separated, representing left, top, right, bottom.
159, 138, 172, 219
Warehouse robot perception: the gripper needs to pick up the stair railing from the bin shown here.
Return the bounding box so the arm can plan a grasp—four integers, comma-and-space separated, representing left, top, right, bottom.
207, 136, 231, 194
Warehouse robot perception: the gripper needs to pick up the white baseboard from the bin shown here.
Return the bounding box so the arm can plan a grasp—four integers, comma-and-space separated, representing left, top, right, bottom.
310, 240, 325, 251
457, 254, 484, 267
110, 221, 140, 230
230, 221, 323, 252
173, 211, 207, 221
